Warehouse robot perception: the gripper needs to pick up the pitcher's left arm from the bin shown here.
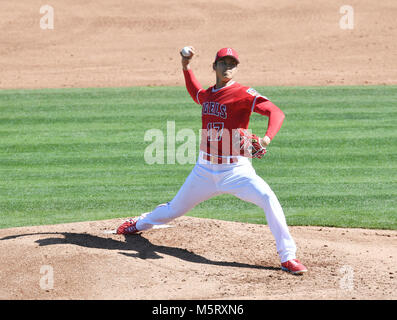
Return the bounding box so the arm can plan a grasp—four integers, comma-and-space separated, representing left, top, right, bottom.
253, 99, 285, 146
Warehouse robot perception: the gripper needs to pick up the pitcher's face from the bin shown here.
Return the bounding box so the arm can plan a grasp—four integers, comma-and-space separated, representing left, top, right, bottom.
214, 57, 238, 82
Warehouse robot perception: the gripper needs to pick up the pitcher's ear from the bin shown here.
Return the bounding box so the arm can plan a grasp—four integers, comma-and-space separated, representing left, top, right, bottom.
212, 62, 216, 71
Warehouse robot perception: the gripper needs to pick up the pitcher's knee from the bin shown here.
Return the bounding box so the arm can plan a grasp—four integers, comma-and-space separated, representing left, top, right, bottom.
256, 190, 279, 209
259, 193, 271, 206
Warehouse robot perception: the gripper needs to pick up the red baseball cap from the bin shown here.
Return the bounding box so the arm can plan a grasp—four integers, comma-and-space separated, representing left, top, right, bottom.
214, 48, 240, 64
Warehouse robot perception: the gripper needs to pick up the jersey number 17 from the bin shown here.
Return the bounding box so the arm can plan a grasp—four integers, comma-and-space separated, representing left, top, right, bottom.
207, 122, 224, 141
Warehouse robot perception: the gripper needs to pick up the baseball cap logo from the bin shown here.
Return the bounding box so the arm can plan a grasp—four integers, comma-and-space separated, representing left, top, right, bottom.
214, 47, 240, 64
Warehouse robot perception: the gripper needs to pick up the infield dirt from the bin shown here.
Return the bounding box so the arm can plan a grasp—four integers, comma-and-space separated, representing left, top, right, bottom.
1, 217, 396, 299
0, 0, 396, 300
1, 0, 396, 89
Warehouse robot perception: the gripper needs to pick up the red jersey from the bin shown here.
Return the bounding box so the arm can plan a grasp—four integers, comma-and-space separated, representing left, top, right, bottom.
183, 69, 285, 156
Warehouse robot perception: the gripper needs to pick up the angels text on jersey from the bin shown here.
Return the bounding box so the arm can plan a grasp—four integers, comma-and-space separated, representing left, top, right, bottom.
202, 102, 227, 119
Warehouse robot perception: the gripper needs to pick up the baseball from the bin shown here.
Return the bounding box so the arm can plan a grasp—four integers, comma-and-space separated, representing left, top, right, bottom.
181, 46, 192, 57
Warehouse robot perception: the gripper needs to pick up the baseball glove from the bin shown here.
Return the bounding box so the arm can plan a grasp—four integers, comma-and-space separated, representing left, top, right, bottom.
237, 129, 267, 159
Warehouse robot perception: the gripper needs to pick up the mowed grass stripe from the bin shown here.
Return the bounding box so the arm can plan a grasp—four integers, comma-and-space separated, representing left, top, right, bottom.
0, 85, 396, 229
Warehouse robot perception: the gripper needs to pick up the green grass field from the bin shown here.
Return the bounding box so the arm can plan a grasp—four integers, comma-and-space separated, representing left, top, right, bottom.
0, 85, 396, 229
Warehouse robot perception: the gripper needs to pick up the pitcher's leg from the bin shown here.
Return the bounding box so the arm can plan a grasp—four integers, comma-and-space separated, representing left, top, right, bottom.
259, 184, 297, 263
223, 167, 297, 263
136, 164, 218, 231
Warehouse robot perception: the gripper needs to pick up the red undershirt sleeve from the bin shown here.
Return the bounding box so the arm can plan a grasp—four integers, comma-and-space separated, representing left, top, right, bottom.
253, 99, 285, 140
183, 69, 203, 105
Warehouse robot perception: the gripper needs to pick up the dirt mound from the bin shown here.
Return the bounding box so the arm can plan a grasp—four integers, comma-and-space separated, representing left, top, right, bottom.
0, 0, 396, 89
0, 216, 396, 299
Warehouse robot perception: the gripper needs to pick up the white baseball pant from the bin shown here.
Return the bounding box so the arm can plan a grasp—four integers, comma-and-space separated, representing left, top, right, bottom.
136, 151, 297, 263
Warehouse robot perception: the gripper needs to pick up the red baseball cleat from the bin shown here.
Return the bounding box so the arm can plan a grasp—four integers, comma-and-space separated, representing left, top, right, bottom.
281, 259, 308, 275
116, 218, 139, 235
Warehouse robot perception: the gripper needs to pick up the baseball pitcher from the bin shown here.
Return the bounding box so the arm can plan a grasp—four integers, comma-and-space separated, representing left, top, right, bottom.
117, 47, 307, 275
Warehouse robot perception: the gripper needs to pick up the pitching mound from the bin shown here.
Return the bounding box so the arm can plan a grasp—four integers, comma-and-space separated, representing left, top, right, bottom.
0, 216, 395, 300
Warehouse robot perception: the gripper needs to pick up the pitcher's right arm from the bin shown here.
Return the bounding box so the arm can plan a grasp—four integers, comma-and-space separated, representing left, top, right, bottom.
181, 47, 203, 105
